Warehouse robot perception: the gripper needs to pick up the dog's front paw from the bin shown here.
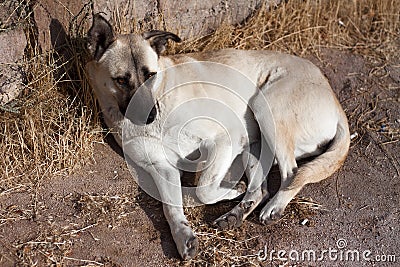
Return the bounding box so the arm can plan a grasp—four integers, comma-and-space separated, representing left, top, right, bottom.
173, 223, 199, 260
183, 235, 199, 260
259, 203, 284, 225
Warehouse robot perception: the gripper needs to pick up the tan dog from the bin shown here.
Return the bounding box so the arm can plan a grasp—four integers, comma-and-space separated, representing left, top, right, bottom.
86, 14, 350, 260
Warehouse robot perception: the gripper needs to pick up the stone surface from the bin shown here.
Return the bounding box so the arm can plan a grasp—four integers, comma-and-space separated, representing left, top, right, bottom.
34, 0, 88, 50
0, 29, 26, 66
159, 0, 262, 38
93, 0, 160, 33
0, 0, 29, 30
0, 66, 25, 105
0, 0, 29, 105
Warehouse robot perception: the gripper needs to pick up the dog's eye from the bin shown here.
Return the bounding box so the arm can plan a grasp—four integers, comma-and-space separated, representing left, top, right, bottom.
114, 77, 129, 86
145, 71, 157, 81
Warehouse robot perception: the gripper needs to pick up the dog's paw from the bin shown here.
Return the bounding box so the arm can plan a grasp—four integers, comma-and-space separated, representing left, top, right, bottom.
235, 180, 247, 194
213, 208, 244, 230
259, 204, 284, 225
181, 235, 199, 260
213, 200, 255, 230
173, 224, 199, 260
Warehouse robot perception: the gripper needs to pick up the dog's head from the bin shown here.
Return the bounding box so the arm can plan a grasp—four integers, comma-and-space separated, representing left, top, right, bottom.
86, 14, 181, 123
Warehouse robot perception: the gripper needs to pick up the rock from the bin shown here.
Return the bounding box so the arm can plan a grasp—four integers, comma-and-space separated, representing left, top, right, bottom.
0, 0, 29, 30
0, 29, 27, 63
34, 0, 88, 51
93, 0, 160, 33
159, 0, 262, 38
0, 69, 25, 106
0, 29, 27, 105
0, 0, 29, 105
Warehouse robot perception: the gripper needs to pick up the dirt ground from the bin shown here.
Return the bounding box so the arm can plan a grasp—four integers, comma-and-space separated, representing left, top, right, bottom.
0, 48, 399, 266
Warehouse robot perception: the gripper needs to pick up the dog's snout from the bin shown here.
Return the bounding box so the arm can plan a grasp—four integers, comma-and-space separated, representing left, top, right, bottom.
146, 105, 157, 124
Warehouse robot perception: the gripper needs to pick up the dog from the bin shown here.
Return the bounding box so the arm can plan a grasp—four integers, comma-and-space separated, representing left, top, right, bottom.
85, 14, 350, 260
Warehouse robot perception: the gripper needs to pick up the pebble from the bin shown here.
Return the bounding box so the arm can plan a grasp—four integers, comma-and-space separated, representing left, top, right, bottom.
301, 219, 309, 225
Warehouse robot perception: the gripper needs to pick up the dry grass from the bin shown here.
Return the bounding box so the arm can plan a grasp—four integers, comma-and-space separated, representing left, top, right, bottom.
172, 0, 399, 62
0, 0, 399, 266
0, 4, 102, 191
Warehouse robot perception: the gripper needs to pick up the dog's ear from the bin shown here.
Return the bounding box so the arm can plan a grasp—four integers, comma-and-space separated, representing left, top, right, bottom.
143, 30, 181, 55
87, 14, 115, 61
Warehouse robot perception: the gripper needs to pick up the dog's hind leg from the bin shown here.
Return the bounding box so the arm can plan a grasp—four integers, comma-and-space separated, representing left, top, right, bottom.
258, 139, 298, 225
259, 118, 350, 225
213, 141, 271, 229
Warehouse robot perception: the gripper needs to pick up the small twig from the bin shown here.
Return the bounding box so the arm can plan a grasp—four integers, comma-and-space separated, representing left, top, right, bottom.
24, 241, 66, 246
0, 105, 20, 113
380, 139, 399, 145
88, 231, 100, 241
63, 256, 104, 266
0, 184, 27, 197
60, 223, 98, 237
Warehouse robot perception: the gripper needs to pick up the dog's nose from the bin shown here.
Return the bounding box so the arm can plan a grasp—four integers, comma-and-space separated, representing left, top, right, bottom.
146, 105, 157, 124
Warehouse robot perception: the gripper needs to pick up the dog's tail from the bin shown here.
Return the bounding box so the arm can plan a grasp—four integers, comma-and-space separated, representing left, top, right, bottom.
290, 109, 350, 189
